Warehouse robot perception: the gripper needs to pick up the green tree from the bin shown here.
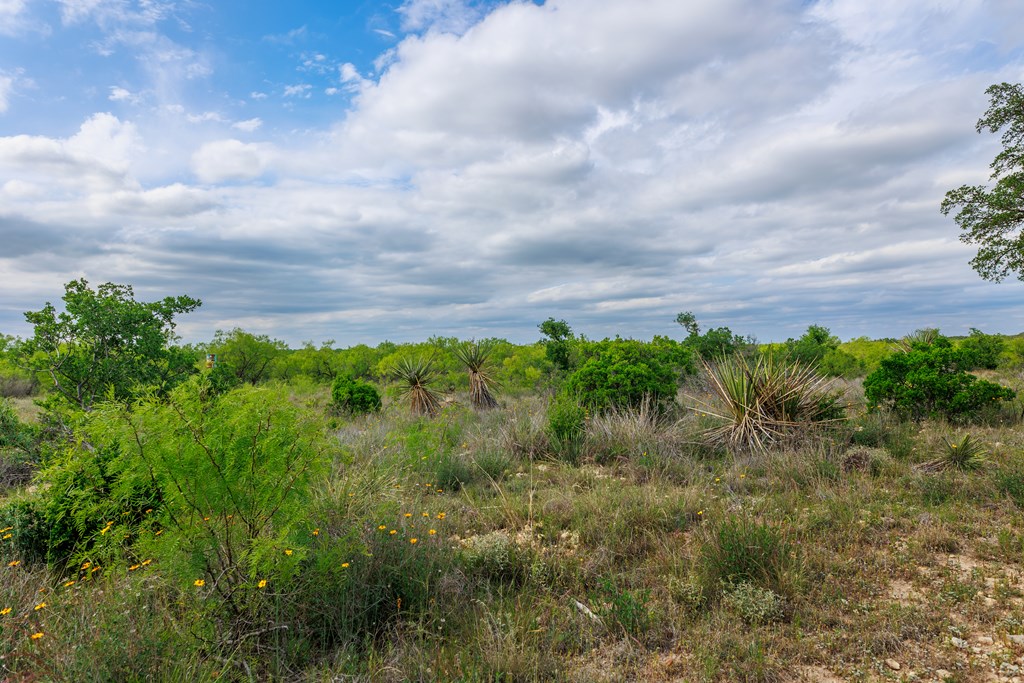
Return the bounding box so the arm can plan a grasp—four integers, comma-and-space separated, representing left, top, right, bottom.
22, 279, 200, 413
942, 83, 1024, 281
539, 318, 575, 372
675, 311, 750, 359
208, 328, 288, 385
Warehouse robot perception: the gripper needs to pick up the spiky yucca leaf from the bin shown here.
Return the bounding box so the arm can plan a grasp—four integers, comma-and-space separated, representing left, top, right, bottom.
696, 353, 844, 453
453, 339, 499, 410
920, 433, 989, 473
391, 356, 443, 417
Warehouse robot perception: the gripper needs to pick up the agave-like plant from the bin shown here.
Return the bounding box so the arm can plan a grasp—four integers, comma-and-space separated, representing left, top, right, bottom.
452, 339, 499, 410
892, 327, 941, 353
920, 433, 989, 473
391, 356, 443, 417
695, 352, 844, 453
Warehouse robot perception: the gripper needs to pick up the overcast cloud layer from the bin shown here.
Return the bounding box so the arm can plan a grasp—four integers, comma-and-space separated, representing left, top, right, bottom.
1, 0, 1024, 345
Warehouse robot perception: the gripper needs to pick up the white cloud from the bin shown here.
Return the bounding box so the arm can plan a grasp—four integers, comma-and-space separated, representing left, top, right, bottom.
398, 0, 484, 35
0, 73, 11, 113
2, 0, 1024, 345
185, 111, 226, 124
283, 84, 312, 98
232, 118, 262, 132
191, 139, 275, 183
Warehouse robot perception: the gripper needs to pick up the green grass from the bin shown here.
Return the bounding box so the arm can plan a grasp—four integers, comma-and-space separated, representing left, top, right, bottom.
1, 372, 1023, 681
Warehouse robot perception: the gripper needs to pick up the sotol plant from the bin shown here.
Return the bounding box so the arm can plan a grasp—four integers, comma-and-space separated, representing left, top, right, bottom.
697, 353, 844, 453
391, 356, 443, 417
453, 340, 499, 410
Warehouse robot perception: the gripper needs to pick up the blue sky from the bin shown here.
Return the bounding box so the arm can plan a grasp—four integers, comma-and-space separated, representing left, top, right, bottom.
1, 0, 1024, 346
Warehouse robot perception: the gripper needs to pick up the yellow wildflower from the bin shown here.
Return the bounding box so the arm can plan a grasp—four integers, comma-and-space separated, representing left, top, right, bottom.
63, 580, 75, 587
341, 562, 350, 568
312, 528, 320, 536
8, 560, 19, 567
194, 579, 205, 587
34, 602, 46, 611
81, 562, 91, 569
404, 513, 412, 518
0, 526, 12, 533
410, 538, 418, 544
436, 513, 446, 520
389, 529, 397, 535
141, 559, 152, 566
429, 529, 437, 535
378, 525, 387, 530
284, 549, 293, 556
257, 579, 267, 589
30, 632, 43, 640
2, 534, 11, 540
0, 607, 11, 615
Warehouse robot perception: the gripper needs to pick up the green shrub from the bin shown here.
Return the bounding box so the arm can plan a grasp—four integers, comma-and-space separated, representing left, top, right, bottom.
546, 393, 587, 464
564, 338, 688, 412
331, 375, 382, 414
698, 515, 799, 599
863, 339, 1015, 421
722, 581, 784, 625
591, 576, 654, 638
959, 328, 1004, 370
32, 378, 333, 646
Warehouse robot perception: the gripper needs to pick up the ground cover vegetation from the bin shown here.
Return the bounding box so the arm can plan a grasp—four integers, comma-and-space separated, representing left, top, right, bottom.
1, 283, 1023, 680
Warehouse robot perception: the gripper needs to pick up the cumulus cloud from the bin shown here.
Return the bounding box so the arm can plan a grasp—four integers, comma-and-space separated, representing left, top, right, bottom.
191, 139, 275, 183
3, 0, 1024, 345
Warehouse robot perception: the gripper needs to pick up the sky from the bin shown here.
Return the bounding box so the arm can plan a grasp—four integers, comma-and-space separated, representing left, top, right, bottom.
1, 0, 1024, 347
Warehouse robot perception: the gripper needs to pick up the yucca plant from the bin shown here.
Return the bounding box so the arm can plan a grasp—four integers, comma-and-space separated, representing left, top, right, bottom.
920, 433, 989, 473
452, 339, 499, 410
695, 352, 844, 453
892, 327, 941, 352
391, 356, 443, 416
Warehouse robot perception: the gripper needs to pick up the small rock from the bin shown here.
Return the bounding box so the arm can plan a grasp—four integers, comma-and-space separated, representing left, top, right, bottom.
984, 597, 998, 607
979, 636, 995, 646
885, 659, 901, 671
935, 670, 953, 680
1009, 634, 1024, 646
952, 636, 970, 649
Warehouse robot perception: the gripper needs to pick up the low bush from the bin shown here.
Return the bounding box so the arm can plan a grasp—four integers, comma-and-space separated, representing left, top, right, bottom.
564, 338, 690, 412
698, 514, 799, 599
331, 375, 382, 414
546, 393, 586, 464
864, 338, 1015, 422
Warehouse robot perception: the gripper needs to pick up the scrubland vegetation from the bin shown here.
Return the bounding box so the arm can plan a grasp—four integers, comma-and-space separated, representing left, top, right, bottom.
2, 282, 1024, 681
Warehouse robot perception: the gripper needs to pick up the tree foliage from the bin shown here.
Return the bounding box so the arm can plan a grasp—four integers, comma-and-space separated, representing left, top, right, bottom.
207, 328, 288, 385
22, 279, 200, 413
942, 82, 1024, 281
863, 337, 1015, 421
538, 318, 575, 373
676, 311, 751, 359
564, 338, 691, 412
